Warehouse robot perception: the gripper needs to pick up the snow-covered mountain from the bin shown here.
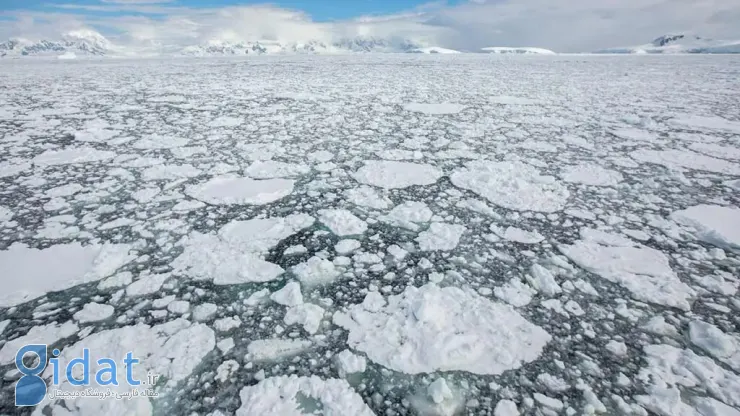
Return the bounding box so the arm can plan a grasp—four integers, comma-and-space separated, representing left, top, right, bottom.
180, 40, 342, 56
0, 30, 115, 58
409, 47, 461, 54
0, 32, 441, 58
481, 47, 556, 55
595, 34, 740, 54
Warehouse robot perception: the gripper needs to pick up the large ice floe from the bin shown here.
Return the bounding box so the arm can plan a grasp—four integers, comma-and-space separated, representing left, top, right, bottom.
334, 284, 551, 374
671, 204, 740, 249
172, 214, 314, 284
353, 160, 443, 189
185, 176, 295, 205
0, 243, 134, 307
630, 149, 740, 175
236, 376, 374, 416
32, 147, 117, 166
635, 344, 740, 416
559, 228, 695, 310
560, 163, 624, 186
450, 160, 570, 212
32, 319, 215, 416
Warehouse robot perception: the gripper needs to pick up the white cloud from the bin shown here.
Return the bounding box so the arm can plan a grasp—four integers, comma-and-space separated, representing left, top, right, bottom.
1, 0, 739, 53
433, 0, 740, 51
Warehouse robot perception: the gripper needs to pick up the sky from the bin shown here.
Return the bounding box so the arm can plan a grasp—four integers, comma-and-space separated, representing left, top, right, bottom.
0, 0, 470, 21
1, 0, 739, 53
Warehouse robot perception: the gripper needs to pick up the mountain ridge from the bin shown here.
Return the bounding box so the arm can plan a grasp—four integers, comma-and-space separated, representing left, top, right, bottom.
0, 32, 445, 58
595, 34, 740, 54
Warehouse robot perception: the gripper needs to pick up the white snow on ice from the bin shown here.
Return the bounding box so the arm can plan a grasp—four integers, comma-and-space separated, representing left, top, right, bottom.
0, 243, 134, 308
236, 375, 374, 416
451, 160, 570, 213
559, 228, 695, 310
353, 160, 442, 189
671, 204, 740, 249
334, 283, 551, 374
185, 176, 295, 205
173, 214, 314, 284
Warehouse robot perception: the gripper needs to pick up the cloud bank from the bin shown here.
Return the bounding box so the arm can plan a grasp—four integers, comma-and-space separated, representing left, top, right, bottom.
1, 0, 739, 53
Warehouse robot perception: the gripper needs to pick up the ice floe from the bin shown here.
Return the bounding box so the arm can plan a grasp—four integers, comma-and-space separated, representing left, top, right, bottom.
560, 163, 623, 186
284, 303, 324, 334
0, 321, 78, 365
33, 319, 214, 415
246, 339, 312, 361
334, 283, 550, 374
245, 160, 310, 179
416, 223, 466, 251
559, 228, 695, 310
636, 344, 740, 415
669, 115, 740, 133
292, 256, 341, 286
236, 375, 374, 416
33, 147, 116, 166
380, 201, 433, 231
133, 134, 190, 149
335, 349, 367, 377
451, 160, 569, 212
271, 281, 304, 306
318, 209, 368, 236
73, 302, 115, 323
344, 186, 392, 209
491, 225, 545, 244
688, 320, 740, 371
353, 160, 442, 189
185, 176, 295, 205
631, 149, 740, 175
671, 204, 740, 249
403, 103, 465, 115
173, 214, 314, 284
0, 243, 134, 307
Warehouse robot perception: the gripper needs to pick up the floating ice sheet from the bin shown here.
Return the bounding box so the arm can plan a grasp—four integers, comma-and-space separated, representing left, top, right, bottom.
334, 283, 550, 374
236, 375, 374, 416
451, 160, 569, 213
0, 243, 134, 308
185, 176, 295, 205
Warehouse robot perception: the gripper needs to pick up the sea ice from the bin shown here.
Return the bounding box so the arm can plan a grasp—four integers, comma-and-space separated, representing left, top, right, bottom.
559, 229, 695, 310
334, 284, 550, 374
236, 375, 374, 416
403, 103, 465, 115
33, 147, 116, 166
246, 339, 312, 361
671, 204, 740, 249
173, 214, 314, 284
0, 321, 78, 365
451, 160, 569, 213
416, 223, 466, 251
318, 209, 368, 236
560, 163, 623, 186
73, 302, 115, 323
292, 256, 341, 286
245, 160, 310, 179
381, 201, 434, 231
32, 319, 214, 416
0, 243, 134, 308
344, 186, 392, 209
353, 160, 442, 189
631, 149, 740, 175
185, 176, 295, 205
